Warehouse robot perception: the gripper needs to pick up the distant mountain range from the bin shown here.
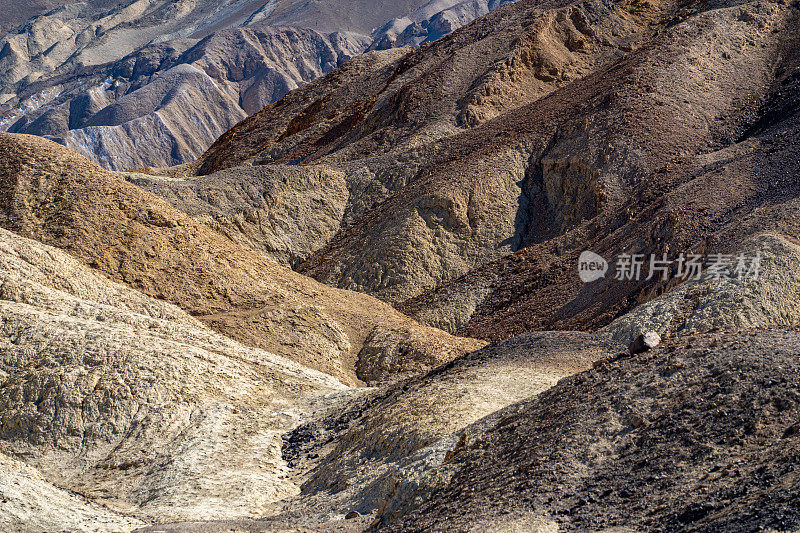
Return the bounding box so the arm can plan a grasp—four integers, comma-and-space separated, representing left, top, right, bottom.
0, 0, 515, 169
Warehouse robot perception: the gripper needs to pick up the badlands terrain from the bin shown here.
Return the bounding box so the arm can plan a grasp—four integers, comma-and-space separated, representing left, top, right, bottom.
1, 0, 800, 531
0, 0, 514, 169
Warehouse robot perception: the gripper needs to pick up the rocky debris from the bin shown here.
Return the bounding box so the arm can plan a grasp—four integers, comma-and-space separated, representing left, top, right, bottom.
0, 133, 483, 386
628, 331, 661, 355
386, 329, 800, 531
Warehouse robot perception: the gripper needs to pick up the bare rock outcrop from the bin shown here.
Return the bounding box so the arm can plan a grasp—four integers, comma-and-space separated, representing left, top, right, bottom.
126, 163, 350, 268
2, 24, 367, 170
1, 0, 799, 530
397, 0, 800, 338
369, 0, 518, 51
272, 332, 615, 528
0, 225, 347, 524
385, 329, 800, 531
0, 452, 145, 532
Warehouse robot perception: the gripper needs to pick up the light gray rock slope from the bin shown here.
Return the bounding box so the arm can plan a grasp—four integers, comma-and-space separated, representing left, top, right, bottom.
1, 22, 368, 170
0, 225, 348, 526
369, 0, 518, 50
0, 451, 145, 532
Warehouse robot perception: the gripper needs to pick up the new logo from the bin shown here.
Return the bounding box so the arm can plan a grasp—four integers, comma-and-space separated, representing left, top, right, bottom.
578, 251, 608, 283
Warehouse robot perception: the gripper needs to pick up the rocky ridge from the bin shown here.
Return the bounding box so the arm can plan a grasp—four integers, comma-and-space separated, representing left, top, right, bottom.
0, 0, 516, 170
0, 0, 799, 530
177, 0, 800, 323
0, 133, 483, 386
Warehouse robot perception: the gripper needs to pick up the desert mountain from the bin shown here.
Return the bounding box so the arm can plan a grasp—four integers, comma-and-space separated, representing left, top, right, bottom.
401, 42, 800, 342
85, 328, 800, 532
0, 133, 482, 386
178, 0, 800, 331
1, 0, 800, 530
0, 0, 515, 170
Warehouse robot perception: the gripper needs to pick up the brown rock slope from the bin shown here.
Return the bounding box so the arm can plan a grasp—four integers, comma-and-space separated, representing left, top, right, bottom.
0, 133, 483, 385
1, 0, 511, 170
125, 163, 351, 268
191, 0, 678, 304
403, 49, 800, 341
272, 332, 616, 529
385, 328, 800, 532
160, 0, 800, 319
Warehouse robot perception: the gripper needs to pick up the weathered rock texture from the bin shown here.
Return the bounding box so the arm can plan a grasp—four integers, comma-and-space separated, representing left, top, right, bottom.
369, 0, 518, 51
386, 329, 800, 532
0, 451, 145, 532
126, 163, 351, 268
2, 24, 367, 170
0, 0, 85, 35
0, 133, 483, 386
185, 0, 800, 324
1, 0, 800, 530
271, 332, 615, 530
0, 225, 347, 524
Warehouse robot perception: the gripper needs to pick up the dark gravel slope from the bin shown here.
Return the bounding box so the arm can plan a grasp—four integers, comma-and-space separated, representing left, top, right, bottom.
388, 328, 800, 532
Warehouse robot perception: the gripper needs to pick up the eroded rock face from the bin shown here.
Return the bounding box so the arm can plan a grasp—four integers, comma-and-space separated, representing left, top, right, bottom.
2, 25, 367, 170
0, 133, 484, 386
186, 0, 799, 314
0, 0, 799, 530
0, 452, 145, 532
0, 226, 346, 523
271, 332, 615, 528
603, 234, 800, 344
397, 0, 800, 339
368, 0, 518, 51
126, 163, 351, 268
0, 0, 512, 171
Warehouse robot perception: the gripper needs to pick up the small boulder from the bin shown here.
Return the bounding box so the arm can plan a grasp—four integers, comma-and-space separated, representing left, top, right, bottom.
629, 331, 661, 355
345, 511, 360, 519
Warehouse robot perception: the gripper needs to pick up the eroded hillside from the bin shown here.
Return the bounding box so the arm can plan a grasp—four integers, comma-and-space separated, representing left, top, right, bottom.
0, 0, 515, 169
165, 0, 800, 328
0, 0, 799, 530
